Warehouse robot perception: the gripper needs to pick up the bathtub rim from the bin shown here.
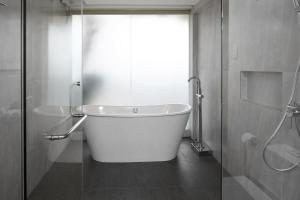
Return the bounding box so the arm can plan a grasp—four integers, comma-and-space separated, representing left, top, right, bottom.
82, 104, 192, 118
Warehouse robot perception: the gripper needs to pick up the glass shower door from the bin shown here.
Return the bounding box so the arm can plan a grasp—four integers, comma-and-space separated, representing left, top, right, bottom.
25, 0, 84, 199
0, 1, 22, 200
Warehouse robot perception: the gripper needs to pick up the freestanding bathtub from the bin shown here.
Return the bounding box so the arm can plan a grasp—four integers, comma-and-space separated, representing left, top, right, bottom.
83, 104, 191, 163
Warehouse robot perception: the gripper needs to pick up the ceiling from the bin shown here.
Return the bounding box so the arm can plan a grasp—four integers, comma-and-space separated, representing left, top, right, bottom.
84, 0, 201, 5
79, 0, 202, 9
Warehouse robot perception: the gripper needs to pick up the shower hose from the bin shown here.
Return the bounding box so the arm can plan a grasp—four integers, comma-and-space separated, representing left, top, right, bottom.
262, 57, 300, 172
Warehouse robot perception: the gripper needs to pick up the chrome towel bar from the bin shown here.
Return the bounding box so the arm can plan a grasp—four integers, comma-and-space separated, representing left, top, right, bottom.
45, 114, 87, 141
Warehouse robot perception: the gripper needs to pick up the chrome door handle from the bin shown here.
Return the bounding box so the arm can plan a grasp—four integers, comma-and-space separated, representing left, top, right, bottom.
0, 2, 7, 6
45, 115, 87, 140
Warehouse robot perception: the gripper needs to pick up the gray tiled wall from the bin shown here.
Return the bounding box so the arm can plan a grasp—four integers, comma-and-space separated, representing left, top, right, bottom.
222, 0, 300, 199
192, 0, 222, 162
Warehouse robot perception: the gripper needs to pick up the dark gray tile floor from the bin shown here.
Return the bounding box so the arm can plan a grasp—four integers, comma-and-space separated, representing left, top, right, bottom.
222, 177, 254, 200
83, 139, 221, 200
28, 163, 82, 200
29, 139, 223, 200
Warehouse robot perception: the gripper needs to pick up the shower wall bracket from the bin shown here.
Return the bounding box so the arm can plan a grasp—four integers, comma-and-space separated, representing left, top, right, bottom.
286, 104, 300, 117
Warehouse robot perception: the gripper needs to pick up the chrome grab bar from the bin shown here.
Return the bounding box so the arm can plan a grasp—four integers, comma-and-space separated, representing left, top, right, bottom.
45, 115, 87, 141
0, 2, 7, 6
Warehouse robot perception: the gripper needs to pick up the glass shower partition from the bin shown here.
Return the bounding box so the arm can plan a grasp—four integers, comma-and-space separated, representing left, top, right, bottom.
0, 1, 22, 200
25, 0, 84, 199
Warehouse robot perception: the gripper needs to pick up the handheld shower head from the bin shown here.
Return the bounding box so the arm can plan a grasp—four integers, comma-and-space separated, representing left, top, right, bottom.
262, 0, 300, 172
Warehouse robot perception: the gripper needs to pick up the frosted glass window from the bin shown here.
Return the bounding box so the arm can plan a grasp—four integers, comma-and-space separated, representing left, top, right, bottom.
76, 14, 189, 106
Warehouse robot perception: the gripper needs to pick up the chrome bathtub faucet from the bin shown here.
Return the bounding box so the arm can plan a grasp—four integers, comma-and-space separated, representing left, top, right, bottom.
132, 107, 139, 114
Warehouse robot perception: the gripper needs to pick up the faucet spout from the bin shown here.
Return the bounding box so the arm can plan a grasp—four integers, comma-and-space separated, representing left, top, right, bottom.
188, 76, 200, 83
188, 76, 202, 96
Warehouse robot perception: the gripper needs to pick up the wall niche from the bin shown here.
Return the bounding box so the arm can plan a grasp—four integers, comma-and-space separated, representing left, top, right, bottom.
240, 71, 282, 110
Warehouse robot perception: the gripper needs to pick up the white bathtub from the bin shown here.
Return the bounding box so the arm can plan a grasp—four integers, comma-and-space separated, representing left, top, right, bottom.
83, 104, 191, 163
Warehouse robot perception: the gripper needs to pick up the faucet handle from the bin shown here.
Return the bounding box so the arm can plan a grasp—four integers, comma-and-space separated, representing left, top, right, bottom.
196, 93, 204, 99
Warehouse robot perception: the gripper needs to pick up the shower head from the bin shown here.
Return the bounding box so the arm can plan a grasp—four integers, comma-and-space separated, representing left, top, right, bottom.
293, 0, 300, 12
